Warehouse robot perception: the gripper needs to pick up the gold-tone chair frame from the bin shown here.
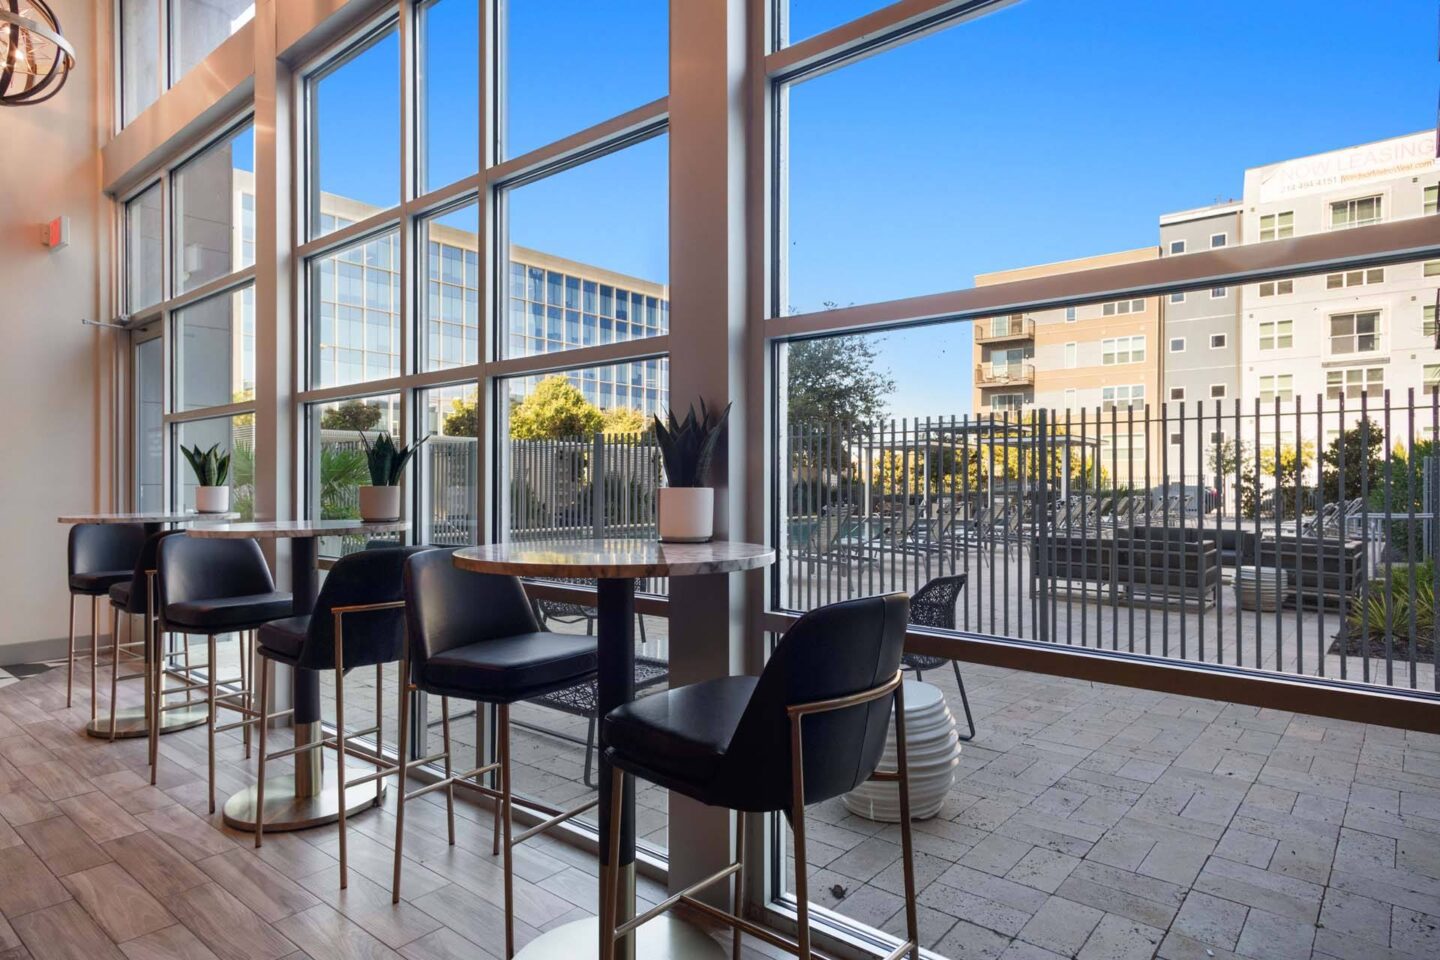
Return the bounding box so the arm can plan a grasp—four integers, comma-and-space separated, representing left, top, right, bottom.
253, 600, 406, 869
390, 631, 600, 960
600, 670, 920, 960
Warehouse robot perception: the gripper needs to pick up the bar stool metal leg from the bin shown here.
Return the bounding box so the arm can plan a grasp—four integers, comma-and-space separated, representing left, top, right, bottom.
207, 633, 218, 814
732, 810, 745, 960
66, 595, 76, 707
391, 657, 411, 902
500, 704, 515, 959
335, 631, 350, 889
89, 596, 99, 722
108, 608, 124, 742
893, 682, 920, 959
254, 657, 269, 848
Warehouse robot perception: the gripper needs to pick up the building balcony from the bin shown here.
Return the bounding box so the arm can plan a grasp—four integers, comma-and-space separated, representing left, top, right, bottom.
973, 315, 1035, 343
975, 362, 1035, 386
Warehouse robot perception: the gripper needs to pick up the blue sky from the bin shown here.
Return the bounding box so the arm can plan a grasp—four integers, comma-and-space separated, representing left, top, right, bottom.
307, 0, 1435, 418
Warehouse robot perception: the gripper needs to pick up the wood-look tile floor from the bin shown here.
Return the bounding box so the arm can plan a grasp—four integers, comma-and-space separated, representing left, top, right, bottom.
0, 654, 779, 960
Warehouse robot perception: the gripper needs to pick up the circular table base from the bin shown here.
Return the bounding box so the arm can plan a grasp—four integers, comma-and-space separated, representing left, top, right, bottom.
85, 704, 208, 739
222, 775, 385, 832
516, 916, 725, 960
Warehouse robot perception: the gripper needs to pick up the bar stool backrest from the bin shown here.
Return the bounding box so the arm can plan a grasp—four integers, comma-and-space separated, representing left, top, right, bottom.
116, 530, 181, 613
723, 592, 909, 810
158, 535, 275, 607
69, 523, 146, 580
296, 545, 431, 671
401, 548, 541, 679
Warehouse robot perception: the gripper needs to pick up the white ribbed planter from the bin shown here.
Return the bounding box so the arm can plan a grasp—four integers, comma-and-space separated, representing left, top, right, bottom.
844, 681, 961, 822
195, 486, 230, 514
1235, 566, 1287, 611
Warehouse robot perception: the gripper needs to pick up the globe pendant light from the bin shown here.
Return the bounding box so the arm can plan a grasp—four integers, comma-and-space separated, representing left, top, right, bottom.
0, 0, 75, 107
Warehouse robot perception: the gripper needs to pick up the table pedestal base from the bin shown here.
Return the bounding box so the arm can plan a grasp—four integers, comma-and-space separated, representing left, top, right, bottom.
515, 916, 725, 960
85, 704, 208, 739
222, 775, 384, 832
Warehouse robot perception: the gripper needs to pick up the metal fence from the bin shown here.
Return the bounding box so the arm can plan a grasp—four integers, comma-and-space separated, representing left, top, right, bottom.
782, 392, 1440, 694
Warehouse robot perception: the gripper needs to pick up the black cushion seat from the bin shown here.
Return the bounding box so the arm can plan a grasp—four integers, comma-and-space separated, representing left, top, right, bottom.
108, 580, 132, 609
69, 570, 133, 595
604, 676, 756, 798
165, 591, 293, 632
420, 632, 597, 703
256, 615, 311, 663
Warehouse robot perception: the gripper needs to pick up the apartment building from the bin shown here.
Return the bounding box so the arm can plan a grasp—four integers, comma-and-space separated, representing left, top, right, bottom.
1239, 129, 1439, 446
973, 248, 1163, 479
1157, 203, 1243, 479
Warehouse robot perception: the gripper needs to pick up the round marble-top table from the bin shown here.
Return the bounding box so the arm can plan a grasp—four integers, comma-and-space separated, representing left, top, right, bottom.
58, 511, 240, 739
188, 519, 408, 831
453, 538, 774, 960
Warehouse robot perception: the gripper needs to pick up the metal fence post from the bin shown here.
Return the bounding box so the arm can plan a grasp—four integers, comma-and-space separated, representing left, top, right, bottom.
592, 431, 606, 539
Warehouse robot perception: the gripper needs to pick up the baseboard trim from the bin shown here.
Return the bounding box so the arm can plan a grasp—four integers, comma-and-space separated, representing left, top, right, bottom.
0, 634, 97, 668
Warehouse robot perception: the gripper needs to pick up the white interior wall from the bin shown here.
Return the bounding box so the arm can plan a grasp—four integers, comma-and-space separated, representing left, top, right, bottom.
0, 0, 115, 660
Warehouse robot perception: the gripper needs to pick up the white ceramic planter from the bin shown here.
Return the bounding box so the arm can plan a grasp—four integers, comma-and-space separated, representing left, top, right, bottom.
658, 487, 714, 543
195, 485, 230, 514
359, 485, 402, 522
844, 681, 961, 822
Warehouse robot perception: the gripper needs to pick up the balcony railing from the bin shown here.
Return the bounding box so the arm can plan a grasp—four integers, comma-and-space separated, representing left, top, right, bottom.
779, 396, 1440, 699
973, 315, 1035, 343
975, 362, 1035, 386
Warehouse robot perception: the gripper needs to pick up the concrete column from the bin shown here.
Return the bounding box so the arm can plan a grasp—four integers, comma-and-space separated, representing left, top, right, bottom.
666, 0, 753, 901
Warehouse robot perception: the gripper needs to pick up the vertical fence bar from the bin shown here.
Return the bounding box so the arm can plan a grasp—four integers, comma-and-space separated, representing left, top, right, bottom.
1407, 388, 1418, 689
1161, 400, 1171, 659
1234, 398, 1243, 668
1273, 396, 1282, 674
1383, 391, 1395, 687
1213, 399, 1223, 664
1178, 401, 1187, 660
1196, 398, 1206, 663
958, 416, 968, 629
1143, 404, 1153, 655
1360, 393, 1371, 684
1293, 397, 1303, 677
1253, 397, 1262, 671
1064, 407, 1073, 647
1339, 392, 1349, 680
1126, 403, 1136, 653
1080, 408, 1089, 648
1315, 396, 1325, 677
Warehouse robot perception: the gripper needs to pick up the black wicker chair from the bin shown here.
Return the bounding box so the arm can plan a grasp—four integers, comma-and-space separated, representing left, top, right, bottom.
899, 574, 976, 741
525, 577, 667, 787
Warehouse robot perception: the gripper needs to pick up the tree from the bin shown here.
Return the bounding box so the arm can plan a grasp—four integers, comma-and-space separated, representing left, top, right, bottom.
322, 399, 382, 432
601, 406, 649, 437
786, 335, 895, 435
443, 397, 478, 438
509, 375, 603, 439
1321, 418, 1384, 501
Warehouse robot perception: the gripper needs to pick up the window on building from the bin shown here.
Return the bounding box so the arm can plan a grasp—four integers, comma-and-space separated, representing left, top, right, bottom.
502, 135, 669, 360
308, 24, 400, 238
1325, 268, 1385, 289
420, 202, 479, 372
1425, 261, 1440, 277
1210, 233, 1227, 248
176, 414, 255, 520
1101, 335, 1145, 365
1259, 211, 1294, 241
1424, 304, 1437, 337
307, 229, 401, 388
418, 383, 479, 546
175, 285, 254, 410
1169, 387, 1185, 401
171, 0, 255, 80
1259, 375, 1294, 404
308, 394, 401, 556
991, 393, 1025, 412
174, 122, 255, 294
1210, 333, 1227, 349
1063, 388, 1077, 408
1169, 337, 1185, 352
1101, 384, 1144, 411
126, 182, 164, 313
418, 0, 480, 192
1211, 287, 1227, 299
1258, 320, 1292, 350
1063, 342, 1077, 368
1326, 367, 1384, 402
1329, 310, 1380, 355
1426, 185, 1438, 216
1101, 298, 1145, 316
1169, 240, 1186, 255
1425, 365, 1440, 391
1258, 279, 1293, 297
1330, 194, 1383, 229
1169, 291, 1185, 304
1210, 384, 1227, 398
120, 0, 162, 126
1064, 306, 1077, 322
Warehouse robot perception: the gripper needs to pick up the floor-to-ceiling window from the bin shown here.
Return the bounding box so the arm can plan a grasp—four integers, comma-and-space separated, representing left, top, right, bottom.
117, 0, 256, 128
762, 1, 1438, 953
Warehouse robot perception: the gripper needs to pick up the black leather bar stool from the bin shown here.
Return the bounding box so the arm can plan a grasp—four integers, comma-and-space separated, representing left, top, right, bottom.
104, 530, 178, 745
66, 523, 146, 718
600, 593, 919, 960
252, 546, 427, 882
157, 535, 293, 809
396, 548, 599, 958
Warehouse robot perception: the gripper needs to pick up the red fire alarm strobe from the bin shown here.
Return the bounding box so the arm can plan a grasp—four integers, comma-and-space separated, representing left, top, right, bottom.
42, 215, 70, 250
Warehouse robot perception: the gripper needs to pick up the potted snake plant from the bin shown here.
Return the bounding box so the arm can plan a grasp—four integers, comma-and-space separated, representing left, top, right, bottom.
653, 400, 730, 543
181, 443, 231, 513
357, 431, 430, 521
